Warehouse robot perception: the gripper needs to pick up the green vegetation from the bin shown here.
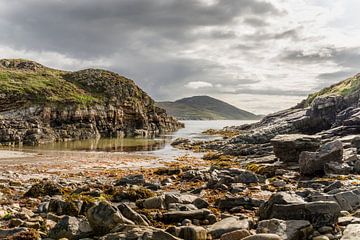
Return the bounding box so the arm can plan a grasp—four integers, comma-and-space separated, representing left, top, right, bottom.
156, 95, 260, 120
0, 59, 153, 109
304, 74, 360, 106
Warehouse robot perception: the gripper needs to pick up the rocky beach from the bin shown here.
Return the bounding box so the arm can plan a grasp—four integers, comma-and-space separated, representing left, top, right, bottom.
2, 62, 360, 239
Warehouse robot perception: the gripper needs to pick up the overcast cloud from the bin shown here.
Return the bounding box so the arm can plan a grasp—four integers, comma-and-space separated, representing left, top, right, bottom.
1, 0, 360, 114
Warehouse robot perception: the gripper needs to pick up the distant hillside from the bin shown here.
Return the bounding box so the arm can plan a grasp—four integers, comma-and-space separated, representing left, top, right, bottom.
156, 96, 260, 120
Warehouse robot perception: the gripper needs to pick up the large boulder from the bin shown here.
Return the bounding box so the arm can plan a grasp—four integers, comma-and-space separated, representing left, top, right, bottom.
86, 201, 134, 234
48, 216, 92, 240
341, 224, 360, 240
162, 209, 212, 224
167, 225, 207, 240
117, 203, 149, 226
271, 134, 320, 162
299, 140, 344, 175
208, 217, 250, 239
24, 181, 62, 197
257, 219, 312, 240
259, 193, 341, 227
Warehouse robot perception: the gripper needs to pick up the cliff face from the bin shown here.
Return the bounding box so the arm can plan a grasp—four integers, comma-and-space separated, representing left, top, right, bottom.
0, 59, 183, 145
224, 73, 360, 147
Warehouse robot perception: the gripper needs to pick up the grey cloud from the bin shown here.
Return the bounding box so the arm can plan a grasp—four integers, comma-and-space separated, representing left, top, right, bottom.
0, 0, 280, 58
280, 47, 360, 68
219, 88, 309, 96
244, 28, 301, 41
243, 17, 268, 27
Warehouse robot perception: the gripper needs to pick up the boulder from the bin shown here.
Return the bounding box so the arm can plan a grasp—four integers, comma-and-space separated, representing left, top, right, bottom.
48, 198, 82, 216
258, 192, 305, 220
140, 196, 165, 209
167, 225, 207, 240
299, 140, 343, 175
260, 201, 340, 228
208, 217, 250, 239
115, 174, 145, 186
220, 229, 251, 240
341, 224, 360, 240
242, 234, 283, 240
100, 225, 180, 240
259, 193, 340, 228
163, 209, 212, 224
271, 134, 320, 162
24, 181, 62, 197
257, 219, 312, 240
117, 203, 149, 226
324, 162, 352, 175
86, 201, 134, 234
48, 216, 92, 240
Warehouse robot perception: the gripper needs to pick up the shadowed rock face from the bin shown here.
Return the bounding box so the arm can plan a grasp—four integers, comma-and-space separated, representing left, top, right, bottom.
0, 59, 183, 145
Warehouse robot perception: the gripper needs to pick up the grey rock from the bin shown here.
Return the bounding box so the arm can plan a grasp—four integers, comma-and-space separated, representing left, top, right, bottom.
242, 233, 283, 240
86, 201, 134, 234
117, 203, 149, 226
324, 162, 352, 175
208, 217, 250, 239
341, 224, 360, 240
271, 134, 320, 162
141, 196, 165, 209
48, 216, 92, 240
299, 140, 343, 176
167, 225, 207, 240
257, 219, 312, 240
163, 209, 212, 224
115, 174, 145, 186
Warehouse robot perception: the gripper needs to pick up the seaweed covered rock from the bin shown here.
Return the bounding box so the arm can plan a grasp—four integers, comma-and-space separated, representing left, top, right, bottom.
24, 181, 62, 198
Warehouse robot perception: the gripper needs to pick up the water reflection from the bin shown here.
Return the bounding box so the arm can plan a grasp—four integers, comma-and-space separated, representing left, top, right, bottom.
0, 120, 257, 153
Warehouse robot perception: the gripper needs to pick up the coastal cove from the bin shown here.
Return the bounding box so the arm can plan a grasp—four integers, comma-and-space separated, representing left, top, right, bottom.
0, 120, 256, 168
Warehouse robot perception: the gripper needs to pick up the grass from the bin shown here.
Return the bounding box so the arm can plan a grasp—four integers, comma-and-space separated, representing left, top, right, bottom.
304, 74, 360, 106
0, 69, 99, 105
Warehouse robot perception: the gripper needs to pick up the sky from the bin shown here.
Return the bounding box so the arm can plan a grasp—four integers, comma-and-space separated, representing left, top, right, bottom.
1, 0, 360, 114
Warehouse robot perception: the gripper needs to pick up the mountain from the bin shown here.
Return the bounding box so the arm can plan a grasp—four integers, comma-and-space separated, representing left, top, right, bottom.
156, 95, 260, 120
0, 59, 183, 145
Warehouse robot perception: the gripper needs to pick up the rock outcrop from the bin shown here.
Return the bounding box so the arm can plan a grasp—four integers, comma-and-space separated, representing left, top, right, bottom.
0, 59, 183, 145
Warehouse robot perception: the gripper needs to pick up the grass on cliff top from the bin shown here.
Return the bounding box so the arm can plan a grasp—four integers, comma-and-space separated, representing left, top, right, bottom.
0, 69, 99, 105
304, 74, 360, 106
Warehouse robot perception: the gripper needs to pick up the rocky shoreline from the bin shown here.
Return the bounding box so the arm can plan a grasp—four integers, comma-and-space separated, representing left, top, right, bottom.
0, 59, 184, 146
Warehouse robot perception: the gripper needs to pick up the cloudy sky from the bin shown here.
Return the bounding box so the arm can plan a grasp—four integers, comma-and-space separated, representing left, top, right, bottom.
1, 0, 360, 114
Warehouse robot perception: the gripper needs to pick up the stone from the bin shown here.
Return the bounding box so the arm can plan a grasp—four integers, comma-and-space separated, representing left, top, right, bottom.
86, 201, 134, 234
115, 174, 145, 186
163, 209, 212, 224
313, 236, 329, 240
220, 229, 251, 240
324, 181, 343, 193
48, 216, 92, 240
342, 148, 358, 162
324, 162, 352, 175
258, 192, 305, 220
208, 217, 250, 239
235, 170, 259, 184
257, 219, 312, 240
48, 198, 82, 216
100, 225, 180, 240
217, 195, 265, 211
0, 227, 29, 238
140, 196, 165, 209
168, 225, 207, 240
117, 203, 149, 226
242, 234, 283, 240
271, 134, 320, 162
341, 224, 360, 239
24, 181, 62, 197
299, 140, 344, 176
259, 193, 341, 227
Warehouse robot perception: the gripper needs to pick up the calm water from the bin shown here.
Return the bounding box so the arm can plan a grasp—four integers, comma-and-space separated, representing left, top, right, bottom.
3, 120, 256, 153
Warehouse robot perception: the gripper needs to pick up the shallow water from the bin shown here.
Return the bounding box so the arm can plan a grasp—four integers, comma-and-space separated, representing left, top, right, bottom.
0, 120, 256, 154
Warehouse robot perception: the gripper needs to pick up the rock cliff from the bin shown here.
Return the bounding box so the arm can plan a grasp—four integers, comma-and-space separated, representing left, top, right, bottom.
0, 59, 183, 145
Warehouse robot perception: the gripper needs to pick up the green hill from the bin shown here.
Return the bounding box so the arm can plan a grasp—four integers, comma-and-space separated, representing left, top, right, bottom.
156, 96, 259, 120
